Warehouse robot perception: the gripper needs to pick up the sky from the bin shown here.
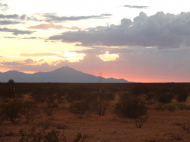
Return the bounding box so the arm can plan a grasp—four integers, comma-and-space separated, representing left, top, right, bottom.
1, 0, 190, 82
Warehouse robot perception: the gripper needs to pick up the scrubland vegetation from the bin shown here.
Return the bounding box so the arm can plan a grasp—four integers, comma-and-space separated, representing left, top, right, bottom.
0, 82, 190, 141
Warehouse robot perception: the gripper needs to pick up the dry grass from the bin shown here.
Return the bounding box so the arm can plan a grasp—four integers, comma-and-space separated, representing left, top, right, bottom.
0, 97, 190, 142
0, 83, 190, 142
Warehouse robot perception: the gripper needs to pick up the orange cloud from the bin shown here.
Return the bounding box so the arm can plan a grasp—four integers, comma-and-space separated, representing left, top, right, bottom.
28, 23, 82, 30
28, 23, 64, 30
20, 53, 56, 57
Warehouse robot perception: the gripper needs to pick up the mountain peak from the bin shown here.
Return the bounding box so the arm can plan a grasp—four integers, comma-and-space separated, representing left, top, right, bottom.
0, 67, 130, 83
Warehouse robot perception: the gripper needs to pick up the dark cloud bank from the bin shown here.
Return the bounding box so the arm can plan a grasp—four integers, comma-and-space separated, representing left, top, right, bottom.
0, 28, 35, 35
0, 14, 38, 21
49, 12, 190, 48
0, 20, 21, 25
42, 13, 112, 22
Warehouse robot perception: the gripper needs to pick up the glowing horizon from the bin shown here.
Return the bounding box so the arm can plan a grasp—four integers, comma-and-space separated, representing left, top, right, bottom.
1, 0, 190, 82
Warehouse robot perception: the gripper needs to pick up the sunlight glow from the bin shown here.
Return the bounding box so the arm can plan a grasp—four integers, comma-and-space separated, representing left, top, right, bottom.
99, 51, 119, 61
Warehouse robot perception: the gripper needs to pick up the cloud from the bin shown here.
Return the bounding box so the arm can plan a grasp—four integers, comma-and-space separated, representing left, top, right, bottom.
48, 12, 190, 48
0, 14, 19, 19
28, 23, 83, 30
124, 5, 149, 9
0, 59, 38, 66
0, 20, 21, 25
0, 14, 38, 21
4, 36, 17, 38
20, 37, 38, 39
0, 3, 8, 11
41, 13, 112, 22
0, 28, 35, 35
19, 53, 56, 57
28, 23, 64, 30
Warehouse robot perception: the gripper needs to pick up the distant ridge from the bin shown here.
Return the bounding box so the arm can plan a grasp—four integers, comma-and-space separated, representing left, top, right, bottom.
0, 66, 130, 83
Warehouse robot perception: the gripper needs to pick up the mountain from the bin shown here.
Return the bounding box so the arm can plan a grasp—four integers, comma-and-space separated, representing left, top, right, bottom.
0, 66, 130, 83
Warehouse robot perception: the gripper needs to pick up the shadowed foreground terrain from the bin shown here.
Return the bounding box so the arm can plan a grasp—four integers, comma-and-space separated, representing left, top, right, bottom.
0, 83, 190, 142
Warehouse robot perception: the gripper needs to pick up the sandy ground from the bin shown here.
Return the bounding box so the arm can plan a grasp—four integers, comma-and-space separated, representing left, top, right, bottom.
0, 97, 190, 142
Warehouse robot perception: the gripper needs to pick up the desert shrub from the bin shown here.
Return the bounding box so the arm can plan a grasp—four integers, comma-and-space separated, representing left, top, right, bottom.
174, 87, 189, 102
115, 94, 148, 128
152, 103, 164, 111
83, 93, 98, 102
130, 83, 144, 95
96, 100, 108, 116
69, 102, 90, 119
44, 130, 59, 142
0, 86, 15, 99
30, 87, 47, 103
153, 103, 176, 112
0, 102, 5, 125
162, 104, 176, 112
129, 83, 152, 96
55, 87, 67, 103
145, 93, 156, 104
21, 101, 40, 123
44, 102, 58, 117
67, 89, 85, 102
73, 133, 82, 142
0, 100, 23, 124
53, 123, 67, 130
19, 127, 59, 142
135, 115, 148, 128
164, 133, 183, 141
102, 92, 115, 101
37, 121, 51, 129
177, 103, 190, 110
156, 93, 174, 103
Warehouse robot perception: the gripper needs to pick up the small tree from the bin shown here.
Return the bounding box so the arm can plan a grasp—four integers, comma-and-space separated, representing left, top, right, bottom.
7, 79, 15, 86
115, 94, 148, 128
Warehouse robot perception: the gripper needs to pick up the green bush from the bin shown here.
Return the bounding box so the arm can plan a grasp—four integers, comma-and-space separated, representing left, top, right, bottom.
0, 100, 40, 124
162, 104, 176, 112
177, 103, 190, 110
0, 100, 23, 124
152, 103, 164, 111
73, 133, 82, 142
21, 101, 40, 123
115, 94, 148, 128
153, 103, 176, 112
174, 88, 189, 102
83, 93, 99, 102
67, 90, 85, 102
156, 93, 174, 103
30, 87, 48, 103
44, 102, 58, 117
0, 86, 15, 99
102, 92, 115, 101
19, 127, 59, 142
145, 92, 156, 104
69, 102, 90, 119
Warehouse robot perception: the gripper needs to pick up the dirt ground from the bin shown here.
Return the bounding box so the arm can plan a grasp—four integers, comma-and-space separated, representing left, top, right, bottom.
0, 96, 190, 142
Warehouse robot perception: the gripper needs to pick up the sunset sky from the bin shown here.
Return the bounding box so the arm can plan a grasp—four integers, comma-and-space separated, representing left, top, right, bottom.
1, 0, 190, 82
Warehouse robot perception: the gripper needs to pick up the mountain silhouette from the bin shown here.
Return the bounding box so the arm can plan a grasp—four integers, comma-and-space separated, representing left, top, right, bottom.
0, 66, 129, 83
